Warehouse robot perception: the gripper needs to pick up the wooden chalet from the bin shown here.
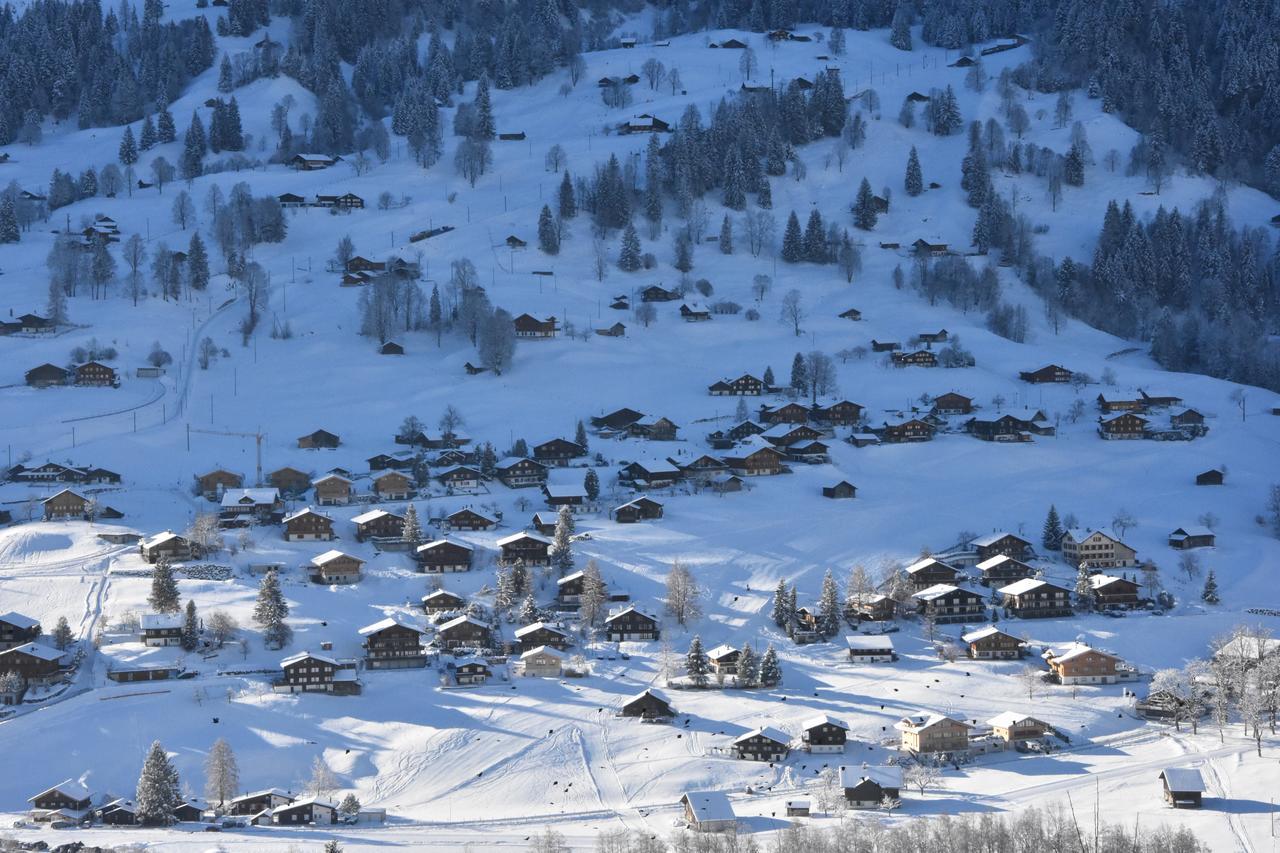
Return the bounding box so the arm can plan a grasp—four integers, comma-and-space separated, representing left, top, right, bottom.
1060, 528, 1137, 569
911, 239, 948, 256
596, 322, 627, 337
277, 192, 308, 208
708, 374, 765, 396
268, 466, 312, 495
759, 401, 811, 424
0, 643, 64, 684
0, 612, 41, 651
896, 713, 971, 753
514, 621, 572, 651
732, 726, 790, 761
315, 192, 364, 210
987, 712, 1052, 747
891, 349, 938, 368
761, 423, 825, 447
423, 588, 466, 615
974, 554, 1034, 586
275, 651, 360, 694
1043, 643, 1133, 685
1088, 574, 1141, 609
903, 557, 962, 590
520, 646, 563, 677
271, 798, 337, 825
972, 532, 1032, 562
822, 480, 858, 499
196, 468, 243, 498
845, 593, 894, 622
841, 766, 902, 808
917, 329, 949, 345
309, 550, 364, 584
640, 285, 681, 302
42, 488, 89, 520
74, 361, 119, 387
444, 507, 496, 530
621, 114, 670, 133
437, 466, 483, 490
604, 606, 660, 641
496, 531, 552, 566
1159, 768, 1205, 809
372, 470, 413, 500
298, 429, 341, 450
590, 407, 646, 432
512, 313, 559, 338
312, 473, 353, 506
621, 688, 675, 719
415, 539, 474, 573
931, 392, 973, 415
1020, 364, 1073, 384
874, 418, 935, 443
679, 303, 712, 321
380, 341, 405, 355
1096, 393, 1145, 413
801, 715, 849, 753
25, 364, 70, 387
811, 399, 864, 426
845, 635, 895, 663
141, 613, 184, 646
532, 438, 586, 466
367, 453, 415, 471
449, 657, 491, 685
628, 416, 680, 441
1195, 467, 1226, 486
351, 508, 402, 541
29, 780, 93, 819
1171, 409, 1206, 431
913, 584, 985, 624
721, 438, 786, 476
613, 496, 664, 523
281, 508, 334, 542
681, 791, 735, 833
497, 131, 526, 141
1099, 412, 1149, 439
220, 488, 283, 525
359, 615, 427, 669
228, 790, 295, 816
870, 339, 901, 352
289, 153, 340, 170
707, 644, 740, 675
961, 625, 1024, 659
495, 457, 548, 488
556, 570, 585, 606
139, 531, 191, 563
676, 454, 729, 481
1168, 526, 1215, 550
998, 578, 1074, 618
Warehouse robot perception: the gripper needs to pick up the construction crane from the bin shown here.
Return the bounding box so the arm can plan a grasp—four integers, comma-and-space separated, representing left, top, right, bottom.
188, 424, 266, 485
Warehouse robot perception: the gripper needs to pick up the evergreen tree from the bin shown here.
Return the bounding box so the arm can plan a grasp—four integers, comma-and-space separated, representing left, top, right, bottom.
757, 644, 782, 686
719, 214, 733, 254
337, 793, 361, 819
0, 197, 18, 244
224, 97, 243, 151
186, 232, 209, 291
673, 230, 692, 272
204, 737, 239, 807
781, 211, 804, 262
518, 592, 539, 625
618, 223, 642, 271
853, 178, 878, 230
537, 205, 559, 254
583, 468, 600, 501
1074, 563, 1094, 612
157, 99, 176, 144
818, 569, 840, 637
905, 146, 923, 196
579, 559, 609, 626
722, 147, 746, 210
135, 741, 179, 825
770, 578, 790, 627
558, 171, 576, 220
494, 567, 517, 615
757, 179, 772, 209
1064, 143, 1085, 186
149, 557, 181, 613
552, 506, 575, 574
790, 352, 809, 396
181, 112, 206, 181
1201, 570, 1220, 604
253, 567, 291, 649
140, 114, 157, 150
890, 1, 913, 51
218, 54, 234, 93
574, 420, 589, 451
1042, 505, 1063, 551
763, 366, 775, 388
802, 209, 827, 262
473, 75, 496, 140
685, 635, 709, 687
736, 641, 757, 688
119, 126, 138, 166
52, 616, 74, 650
181, 599, 199, 651
402, 503, 422, 546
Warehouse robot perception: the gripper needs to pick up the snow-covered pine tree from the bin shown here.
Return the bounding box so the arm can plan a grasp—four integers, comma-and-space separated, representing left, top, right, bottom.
802, 209, 827, 263
157, 99, 176, 144
1201, 570, 1220, 604
790, 352, 809, 397
1042, 505, 1063, 550
181, 599, 199, 651
780, 211, 803, 262
473, 74, 496, 140
618, 223, 642, 271
758, 644, 782, 686
218, 54, 234, 93
722, 147, 746, 210
204, 737, 239, 807
180, 112, 206, 181
719, 214, 733, 254
583, 468, 600, 501
552, 506, 575, 574
52, 616, 73, 650
537, 205, 559, 254
734, 398, 749, 421
1074, 563, 1094, 611
818, 569, 840, 637
685, 635, 709, 687
401, 502, 422, 546
905, 146, 923, 196
149, 557, 181, 613
770, 578, 790, 627
0, 197, 18, 244
736, 641, 757, 688
579, 559, 608, 627
119, 126, 138, 166
338, 793, 361, 818
558, 170, 577, 220
890, 1, 912, 50
518, 592, 539, 625
853, 178, 878, 230
763, 366, 775, 388
672, 230, 692, 272
136, 740, 179, 825
574, 420, 589, 451
187, 232, 210, 291
253, 567, 291, 649
140, 113, 157, 150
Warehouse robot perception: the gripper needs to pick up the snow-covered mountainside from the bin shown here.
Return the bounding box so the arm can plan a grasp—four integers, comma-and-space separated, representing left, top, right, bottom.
0, 7, 1278, 851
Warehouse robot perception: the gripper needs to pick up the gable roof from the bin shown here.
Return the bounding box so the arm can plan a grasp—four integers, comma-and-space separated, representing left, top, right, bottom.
733, 725, 790, 746
29, 779, 91, 803
997, 578, 1068, 596
358, 614, 426, 636
0, 611, 39, 630
801, 713, 849, 731
495, 531, 551, 547
1159, 768, 1206, 793
682, 790, 734, 823
6, 642, 63, 661
310, 549, 363, 567
961, 625, 1018, 643
845, 634, 895, 650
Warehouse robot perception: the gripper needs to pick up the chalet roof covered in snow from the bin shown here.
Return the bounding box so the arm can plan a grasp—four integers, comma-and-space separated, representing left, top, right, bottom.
733, 725, 790, 745
845, 635, 895, 650
357, 614, 426, 636
140, 613, 184, 630
1159, 768, 1206, 793
681, 790, 735, 823
220, 488, 280, 506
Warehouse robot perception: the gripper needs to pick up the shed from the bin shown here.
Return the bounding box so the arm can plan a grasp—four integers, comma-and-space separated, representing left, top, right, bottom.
1158, 768, 1205, 808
